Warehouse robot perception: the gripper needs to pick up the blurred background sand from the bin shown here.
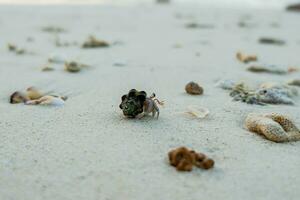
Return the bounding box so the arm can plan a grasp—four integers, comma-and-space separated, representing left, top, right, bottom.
0, 0, 299, 8
1, 1, 300, 200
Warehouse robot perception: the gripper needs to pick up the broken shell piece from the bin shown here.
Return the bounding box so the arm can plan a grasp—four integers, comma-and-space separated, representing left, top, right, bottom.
82, 36, 109, 48
55, 36, 78, 47
287, 79, 300, 87
65, 62, 81, 73
247, 65, 287, 75
25, 95, 66, 106
258, 37, 285, 46
236, 52, 257, 63
7, 43, 17, 51
7, 43, 27, 55
245, 113, 300, 142
64, 61, 89, 73
26, 87, 43, 100
42, 26, 66, 33
48, 54, 66, 64
41, 66, 54, 72
10, 91, 29, 104
185, 81, 203, 95
185, 105, 209, 119
113, 61, 127, 67
185, 23, 214, 29
16, 49, 26, 55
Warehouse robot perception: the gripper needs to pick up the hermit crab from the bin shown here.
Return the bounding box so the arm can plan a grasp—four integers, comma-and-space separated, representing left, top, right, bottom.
119, 89, 163, 119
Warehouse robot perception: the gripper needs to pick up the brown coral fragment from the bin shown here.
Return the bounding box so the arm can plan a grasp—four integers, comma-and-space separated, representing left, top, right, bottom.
168, 147, 214, 171
168, 147, 194, 171
185, 81, 203, 95
245, 113, 300, 142
236, 52, 257, 63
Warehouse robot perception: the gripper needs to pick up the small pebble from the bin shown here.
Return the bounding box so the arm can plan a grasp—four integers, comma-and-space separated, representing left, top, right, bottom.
185, 81, 203, 95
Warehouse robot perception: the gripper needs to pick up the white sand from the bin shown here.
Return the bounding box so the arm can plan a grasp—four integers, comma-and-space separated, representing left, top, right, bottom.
1, 3, 300, 200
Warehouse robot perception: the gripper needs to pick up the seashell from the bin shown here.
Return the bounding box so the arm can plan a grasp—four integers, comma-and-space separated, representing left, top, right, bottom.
41, 66, 54, 72
65, 62, 81, 73
41, 96, 65, 106
26, 87, 43, 100
185, 23, 214, 29
256, 88, 294, 105
258, 37, 285, 46
16, 49, 26, 55
247, 65, 287, 74
185, 81, 203, 95
82, 36, 109, 48
259, 82, 298, 97
7, 43, 17, 51
236, 52, 257, 63
119, 89, 146, 118
25, 95, 66, 106
7, 43, 26, 55
245, 113, 300, 142
42, 26, 66, 33
113, 61, 127, 67
48, 54, 66, 64
10, 91, 29, 104
185, 105, 209, 119
215, 79, 237, 90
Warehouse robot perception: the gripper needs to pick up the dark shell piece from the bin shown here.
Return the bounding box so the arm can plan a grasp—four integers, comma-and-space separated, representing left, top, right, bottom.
119, 89, 147, 118
10, 91, 28, 104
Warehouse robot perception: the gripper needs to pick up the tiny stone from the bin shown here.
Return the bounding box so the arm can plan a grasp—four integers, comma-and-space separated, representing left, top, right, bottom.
185, 81, 203, 95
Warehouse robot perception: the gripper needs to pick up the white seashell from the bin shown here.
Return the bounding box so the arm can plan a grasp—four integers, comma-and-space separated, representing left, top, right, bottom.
185, 105, 209, 119
48, 54, 66, 64
25, 95, 65, 106
215, 79, 237, 90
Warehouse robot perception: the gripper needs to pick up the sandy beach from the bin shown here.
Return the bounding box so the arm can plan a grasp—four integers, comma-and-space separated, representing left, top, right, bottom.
1, 2, 300, 200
